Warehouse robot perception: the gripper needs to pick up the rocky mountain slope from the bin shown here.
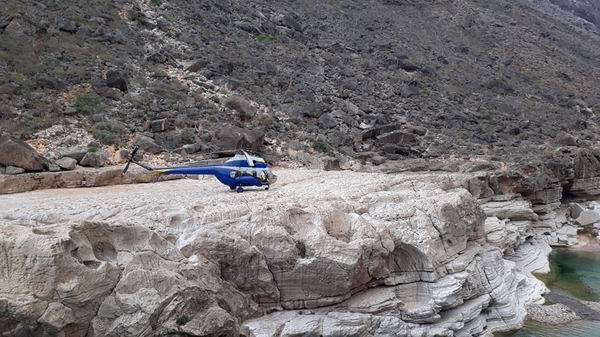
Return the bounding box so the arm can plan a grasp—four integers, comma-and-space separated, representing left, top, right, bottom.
1, 0, 600, 168
549, 0, 600, 26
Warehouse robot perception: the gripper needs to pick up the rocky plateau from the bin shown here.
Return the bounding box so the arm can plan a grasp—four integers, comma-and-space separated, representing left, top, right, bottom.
0, 165, 599, 337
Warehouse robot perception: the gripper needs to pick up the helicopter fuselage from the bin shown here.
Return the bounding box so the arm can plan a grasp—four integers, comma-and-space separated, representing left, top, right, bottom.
150, 159, 276, 188
123, 149, 277, 192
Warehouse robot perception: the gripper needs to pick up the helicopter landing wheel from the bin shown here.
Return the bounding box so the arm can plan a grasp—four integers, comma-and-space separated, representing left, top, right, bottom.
236, 186, 244, 193
230, 186, 236, 190
265, 185, 270, 191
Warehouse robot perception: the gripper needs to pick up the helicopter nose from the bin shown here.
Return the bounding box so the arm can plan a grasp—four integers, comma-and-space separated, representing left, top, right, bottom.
269, 174, 277, 184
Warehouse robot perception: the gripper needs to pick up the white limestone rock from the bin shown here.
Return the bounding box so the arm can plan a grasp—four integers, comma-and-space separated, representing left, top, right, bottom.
575, 209, 600, 226
481, 199, 539, 221
509, 240, 552, 274
555, 225, 578, 246
38, 302, 76, 330
569, 202, 586, 219
0, 169, 548, 337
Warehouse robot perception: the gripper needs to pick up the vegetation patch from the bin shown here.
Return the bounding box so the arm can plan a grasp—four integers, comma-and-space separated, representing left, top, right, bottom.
91, 121, 128, 145
256, 34, 276, 42
311, 137, 332, 154
74, 93, 102, 114
6, 72, 34, 91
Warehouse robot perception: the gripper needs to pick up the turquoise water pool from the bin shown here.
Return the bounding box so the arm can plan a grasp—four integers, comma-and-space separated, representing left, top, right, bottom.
502, 320, 600, 337
498, 249, 600, 337
536, 249, 600, 301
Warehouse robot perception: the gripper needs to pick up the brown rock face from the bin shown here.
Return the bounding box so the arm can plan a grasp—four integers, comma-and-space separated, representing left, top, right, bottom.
0, 135, 50, 171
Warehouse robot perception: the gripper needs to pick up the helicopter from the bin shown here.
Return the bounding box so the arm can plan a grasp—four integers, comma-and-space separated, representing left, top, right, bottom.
122, 146, 277, 193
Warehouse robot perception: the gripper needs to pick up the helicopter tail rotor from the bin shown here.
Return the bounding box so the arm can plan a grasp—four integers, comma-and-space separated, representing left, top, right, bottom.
122, 146, 140, 174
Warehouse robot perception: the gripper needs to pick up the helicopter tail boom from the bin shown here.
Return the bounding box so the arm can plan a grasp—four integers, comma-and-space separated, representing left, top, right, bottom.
122, 147, 221, 175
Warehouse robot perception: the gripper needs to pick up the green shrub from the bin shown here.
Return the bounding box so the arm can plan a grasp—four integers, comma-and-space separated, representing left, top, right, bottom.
311, 137, 331, 154
2, 112, 53, 138
74, 93, 102, 114
256, 34, 276, 42
256, 114, 275, 128
164, 15, 176, 22
91, 121, 128, 145
150, 0, 162, 6
6, 72, 34, 91
176, 315, 191, 326
0, 35, 41, 75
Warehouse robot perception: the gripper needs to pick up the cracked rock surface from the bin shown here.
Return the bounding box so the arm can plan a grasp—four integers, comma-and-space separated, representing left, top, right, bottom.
0, 169, 545, 336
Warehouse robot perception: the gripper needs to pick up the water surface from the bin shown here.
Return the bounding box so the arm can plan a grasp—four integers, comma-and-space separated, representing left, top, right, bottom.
534, 248, 600, 301
501, 320, 600, 337
497, 249, 600, 337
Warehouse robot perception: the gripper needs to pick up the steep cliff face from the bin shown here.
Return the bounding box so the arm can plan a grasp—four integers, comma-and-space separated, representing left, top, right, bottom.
0, 170, 548, 336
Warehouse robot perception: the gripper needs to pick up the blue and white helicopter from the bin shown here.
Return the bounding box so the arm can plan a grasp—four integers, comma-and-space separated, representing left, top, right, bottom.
122, 147, 277, 192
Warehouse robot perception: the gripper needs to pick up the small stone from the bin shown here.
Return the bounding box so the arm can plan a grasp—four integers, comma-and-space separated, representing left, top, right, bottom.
5, 166, 25, 175
48, 163, 61, 172
56, 157, 77, 170
371, 155, 387, 165
57, 17, 78, 33
180, 143, 202, 154
359, 122, 371, 130
397, 58, 419, 71
150, 119, 167, 132
318, 114, 337, 129
38, 302, 75, 329
401, 85, 421, 98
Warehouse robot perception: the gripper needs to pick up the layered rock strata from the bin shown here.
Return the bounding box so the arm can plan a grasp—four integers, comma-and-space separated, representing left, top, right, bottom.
0, 170, 549, 336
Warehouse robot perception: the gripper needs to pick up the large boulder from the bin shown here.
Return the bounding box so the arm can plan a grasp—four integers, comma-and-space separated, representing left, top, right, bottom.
106, 70, 128, 92
0, 135, 50, 171
133, 134, 164, 154
214, 127, 264, 153
80, 150, 108, 168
